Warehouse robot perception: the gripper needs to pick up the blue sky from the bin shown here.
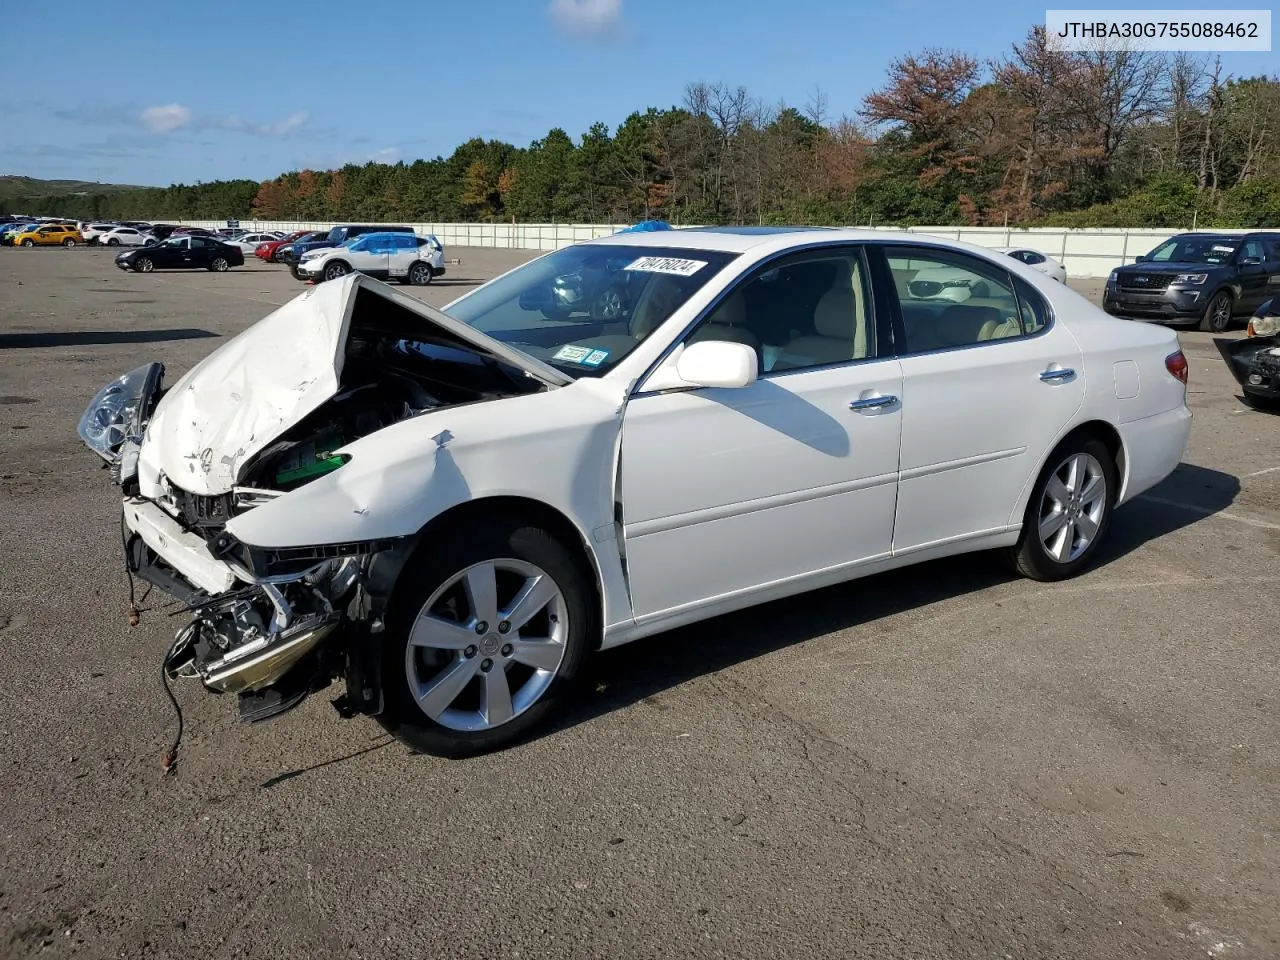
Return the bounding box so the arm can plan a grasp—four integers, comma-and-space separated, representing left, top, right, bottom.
3, 0, 1276, 186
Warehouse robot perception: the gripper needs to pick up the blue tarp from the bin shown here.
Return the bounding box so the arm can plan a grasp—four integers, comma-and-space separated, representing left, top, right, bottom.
617, 220, 672, 233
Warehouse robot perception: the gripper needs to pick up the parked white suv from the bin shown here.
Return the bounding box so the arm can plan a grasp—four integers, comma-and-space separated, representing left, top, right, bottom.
82, 223, 118, 244
297, 232, 445, 285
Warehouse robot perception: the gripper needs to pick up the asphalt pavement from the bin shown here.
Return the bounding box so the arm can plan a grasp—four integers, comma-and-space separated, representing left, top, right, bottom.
1, 246, 1278, 959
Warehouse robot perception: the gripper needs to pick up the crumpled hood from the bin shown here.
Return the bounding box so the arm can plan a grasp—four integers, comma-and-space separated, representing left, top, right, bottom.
141, 275, 569, 497
145, 278, 351, 496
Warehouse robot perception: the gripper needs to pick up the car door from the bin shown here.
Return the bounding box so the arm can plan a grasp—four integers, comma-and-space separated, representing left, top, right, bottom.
1235, 239, 1269, 312
159, 236, 191, 267
619, 244, 904, 621
878, 244, 1084, 554
189, 237, 217, 268
386, 234, 417, 279
36, 226, 55, 245
351, 236, 391, 277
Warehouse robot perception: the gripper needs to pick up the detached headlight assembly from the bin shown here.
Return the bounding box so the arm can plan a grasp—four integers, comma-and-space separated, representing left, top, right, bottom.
1172, 273, 1208, 285
77, 362, 164, 463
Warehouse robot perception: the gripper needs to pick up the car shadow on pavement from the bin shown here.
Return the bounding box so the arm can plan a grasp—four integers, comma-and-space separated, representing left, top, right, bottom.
0, 328, 220, 349
553, 461, 1241, 736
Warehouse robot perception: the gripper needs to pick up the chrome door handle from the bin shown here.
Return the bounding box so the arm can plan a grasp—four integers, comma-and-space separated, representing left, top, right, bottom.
849, 394, 898, 410
1040, 367, 1076, 383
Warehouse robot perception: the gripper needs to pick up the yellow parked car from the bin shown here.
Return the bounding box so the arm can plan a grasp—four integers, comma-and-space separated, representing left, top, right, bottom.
12, 223, 84, 247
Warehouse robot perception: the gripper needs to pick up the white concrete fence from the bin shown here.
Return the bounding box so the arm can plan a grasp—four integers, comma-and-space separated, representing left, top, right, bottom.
176, 220, 1262, 278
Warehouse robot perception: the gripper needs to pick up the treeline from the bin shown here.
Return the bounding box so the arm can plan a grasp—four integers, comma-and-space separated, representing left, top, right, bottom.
7, 28, 1279, 229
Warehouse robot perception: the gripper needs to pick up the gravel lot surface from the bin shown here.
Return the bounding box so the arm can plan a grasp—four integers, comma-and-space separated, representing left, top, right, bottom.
1, 246, 1278, 959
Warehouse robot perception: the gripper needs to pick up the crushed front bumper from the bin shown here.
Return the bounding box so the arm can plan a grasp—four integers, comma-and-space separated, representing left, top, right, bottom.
1216, 336, 1280, 401
123, 497, 237, 596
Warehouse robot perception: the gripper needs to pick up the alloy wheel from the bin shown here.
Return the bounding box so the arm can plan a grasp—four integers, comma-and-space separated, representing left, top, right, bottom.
1037, 452, 1107, 564
136, 258, 154, 273
410, 262, 432, 285
211, 257, 229, 272
325, 262, 349, 281
404, 558, 568, 733
1209, 293, 1231, 332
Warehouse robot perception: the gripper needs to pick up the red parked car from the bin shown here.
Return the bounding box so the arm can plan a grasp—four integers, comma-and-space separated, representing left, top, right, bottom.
255, 230, 314, 263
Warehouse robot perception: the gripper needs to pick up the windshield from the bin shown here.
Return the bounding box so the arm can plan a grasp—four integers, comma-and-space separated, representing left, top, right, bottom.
1148, 237, 1238, 264
445, 244, 738, 377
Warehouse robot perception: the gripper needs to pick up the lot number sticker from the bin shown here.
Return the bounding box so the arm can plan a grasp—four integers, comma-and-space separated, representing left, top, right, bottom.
624, 256, 707, 277
552, 345, 612, 367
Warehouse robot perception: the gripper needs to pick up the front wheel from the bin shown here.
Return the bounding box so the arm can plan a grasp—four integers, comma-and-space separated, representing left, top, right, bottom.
1200, 290, 1233, 333
1006, 437, 1116, 581
209, 257, 230, 272
106, 237, 119, 246
378, 518, 595, 757
21, 239, 34, 247
323, 260, 350, 282
134, 257, 154, 273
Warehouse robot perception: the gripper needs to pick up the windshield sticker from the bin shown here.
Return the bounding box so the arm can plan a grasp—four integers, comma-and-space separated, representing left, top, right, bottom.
624, 256, 707, 277
553, 345, 593, 363
582, 349, 609, 367
1211, 245, 1236, 253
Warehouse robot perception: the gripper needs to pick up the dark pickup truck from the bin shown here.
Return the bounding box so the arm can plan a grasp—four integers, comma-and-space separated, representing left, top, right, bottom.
282, 224, 415, 279
1103, 231, 1280, 332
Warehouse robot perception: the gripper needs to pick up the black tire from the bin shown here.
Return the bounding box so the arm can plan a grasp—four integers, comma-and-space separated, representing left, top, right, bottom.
134, 257, 154, 273
289, 262, 306, 281
323, 260, 350, 282
21, 238, 34, 247
378, 517, 596, 757
1006, 436, 1117, 582
209, 257, 230, 272
106, 237, 119, 246
63, 237, 76, 248
407, 261, 433, 286
1200, 290, 1233, 333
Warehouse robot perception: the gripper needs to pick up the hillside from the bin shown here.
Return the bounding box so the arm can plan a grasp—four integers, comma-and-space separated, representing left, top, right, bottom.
0, 176, 150, 200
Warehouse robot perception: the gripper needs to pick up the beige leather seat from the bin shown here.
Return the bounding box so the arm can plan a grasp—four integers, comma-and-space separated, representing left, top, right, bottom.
686, 290, 761, 362
978, 315, 1022, 340
773, 259, 868, 369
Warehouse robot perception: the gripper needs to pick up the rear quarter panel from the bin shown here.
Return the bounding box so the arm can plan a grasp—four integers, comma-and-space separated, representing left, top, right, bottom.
1039, 282, 1191, 504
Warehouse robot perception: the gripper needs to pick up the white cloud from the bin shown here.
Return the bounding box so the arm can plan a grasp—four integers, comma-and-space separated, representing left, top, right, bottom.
141, 103, 191, 133
548, 0, 624, 39
367, 147, 400, 163
207, 110, 309, 138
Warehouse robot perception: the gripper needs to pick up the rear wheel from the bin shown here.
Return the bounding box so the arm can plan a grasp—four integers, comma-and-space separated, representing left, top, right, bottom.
323, 260, 350, 282
63, 237, 76, 248
209, 257, 230, 272
378, 518, 595, 757
1200, 290, 1233, 333
408, 261, 433, 286
135, 257, 154, 273
1006, 437, 1116, 581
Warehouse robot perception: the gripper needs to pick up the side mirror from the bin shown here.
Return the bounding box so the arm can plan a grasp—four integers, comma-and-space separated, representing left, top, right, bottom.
666, 340, 759, 389
1134, 254, 1149, 263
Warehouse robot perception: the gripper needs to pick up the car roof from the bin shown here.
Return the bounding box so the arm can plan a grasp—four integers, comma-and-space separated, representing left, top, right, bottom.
585, 225, 959, 254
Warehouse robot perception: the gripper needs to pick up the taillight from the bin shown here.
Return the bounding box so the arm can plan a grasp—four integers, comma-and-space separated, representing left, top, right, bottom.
1165, 350, 1189, 384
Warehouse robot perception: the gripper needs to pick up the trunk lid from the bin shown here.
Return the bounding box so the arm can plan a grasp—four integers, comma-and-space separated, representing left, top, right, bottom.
145, 274, 568, 496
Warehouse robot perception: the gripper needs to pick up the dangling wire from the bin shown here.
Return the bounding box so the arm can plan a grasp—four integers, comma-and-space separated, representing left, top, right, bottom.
160, 629, 189, 776
120, 517, 140, 627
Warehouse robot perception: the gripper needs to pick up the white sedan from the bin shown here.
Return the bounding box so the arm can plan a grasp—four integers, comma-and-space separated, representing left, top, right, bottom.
97, 226, 153, 247
221, 232, 281, 255
297, 231, 445, 284
76, 229, 1190, 757
997, 247, 1068, 282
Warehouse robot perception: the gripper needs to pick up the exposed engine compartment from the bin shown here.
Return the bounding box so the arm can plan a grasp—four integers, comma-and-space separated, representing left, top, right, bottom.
160, 285, 546, 540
